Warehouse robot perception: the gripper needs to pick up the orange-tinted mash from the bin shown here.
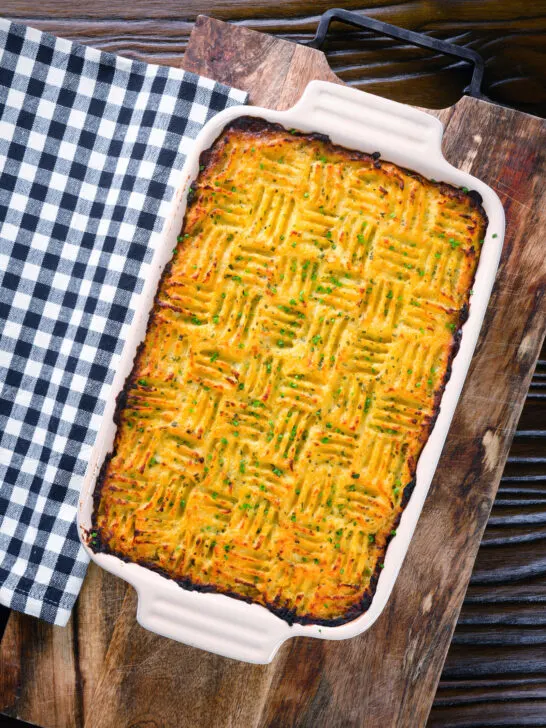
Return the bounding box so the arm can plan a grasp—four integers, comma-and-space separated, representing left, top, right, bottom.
92, 118, 486, 625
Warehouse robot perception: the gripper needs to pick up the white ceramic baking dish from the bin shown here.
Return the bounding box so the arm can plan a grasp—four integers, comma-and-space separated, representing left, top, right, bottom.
78, 80, 505, 664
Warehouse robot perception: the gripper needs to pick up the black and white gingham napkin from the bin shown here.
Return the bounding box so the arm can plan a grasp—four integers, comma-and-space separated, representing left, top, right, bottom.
0, 19, 247, 625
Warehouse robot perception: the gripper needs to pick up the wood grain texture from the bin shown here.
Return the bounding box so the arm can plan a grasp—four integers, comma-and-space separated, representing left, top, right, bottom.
1, 8, 545, 728
429, 347, 546, 727
2, 0, 546, 117
183, 18, 341, 110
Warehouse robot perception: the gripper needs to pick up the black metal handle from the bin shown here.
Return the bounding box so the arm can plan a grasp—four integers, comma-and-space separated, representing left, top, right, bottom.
307, 8, 485, 99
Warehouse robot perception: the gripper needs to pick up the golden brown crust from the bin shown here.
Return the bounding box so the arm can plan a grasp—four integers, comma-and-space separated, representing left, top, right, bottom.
91, 117, 487, 626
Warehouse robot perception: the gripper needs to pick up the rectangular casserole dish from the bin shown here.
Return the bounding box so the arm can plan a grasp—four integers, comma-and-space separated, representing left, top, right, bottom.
78, 80, 505, 664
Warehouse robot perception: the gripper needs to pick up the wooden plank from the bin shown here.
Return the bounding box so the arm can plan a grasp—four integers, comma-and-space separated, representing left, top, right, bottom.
1, 614, 81, 727
183, 20, 341, 110
0, 564, 127, 727
3, 0, 546, 115
0, 608, 21, 718
429, 700, 546, 728
430, 351, 546, 725
0, 10, 545, 728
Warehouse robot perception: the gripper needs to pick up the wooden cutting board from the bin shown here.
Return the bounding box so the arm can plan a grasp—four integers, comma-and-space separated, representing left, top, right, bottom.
2, 15, 546, 728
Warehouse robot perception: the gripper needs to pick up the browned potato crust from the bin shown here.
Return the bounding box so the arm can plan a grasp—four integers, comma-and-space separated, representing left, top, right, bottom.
92, 118, 487, 625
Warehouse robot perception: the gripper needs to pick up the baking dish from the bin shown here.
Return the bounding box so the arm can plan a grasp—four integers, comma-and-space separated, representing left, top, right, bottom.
78, 80, 505, 663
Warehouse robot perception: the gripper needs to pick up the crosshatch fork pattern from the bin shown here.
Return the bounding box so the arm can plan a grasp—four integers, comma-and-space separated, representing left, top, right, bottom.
94, 119, 486, 625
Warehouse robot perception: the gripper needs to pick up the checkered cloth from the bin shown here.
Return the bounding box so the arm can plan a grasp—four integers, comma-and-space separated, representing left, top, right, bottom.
0, 19, 246, 625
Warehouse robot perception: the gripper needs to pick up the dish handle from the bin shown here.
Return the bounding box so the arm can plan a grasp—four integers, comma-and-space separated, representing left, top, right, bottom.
290, 79, 445, 165
306, 8, 485, 99
130, 571, 293, 664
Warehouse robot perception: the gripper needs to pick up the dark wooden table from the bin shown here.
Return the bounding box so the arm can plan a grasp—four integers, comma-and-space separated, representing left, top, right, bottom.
1, 2, 546, 727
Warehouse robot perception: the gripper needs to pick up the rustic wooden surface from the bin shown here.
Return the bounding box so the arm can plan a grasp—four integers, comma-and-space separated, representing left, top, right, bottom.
3, 0, 546, 117
1, 4, 546, 727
